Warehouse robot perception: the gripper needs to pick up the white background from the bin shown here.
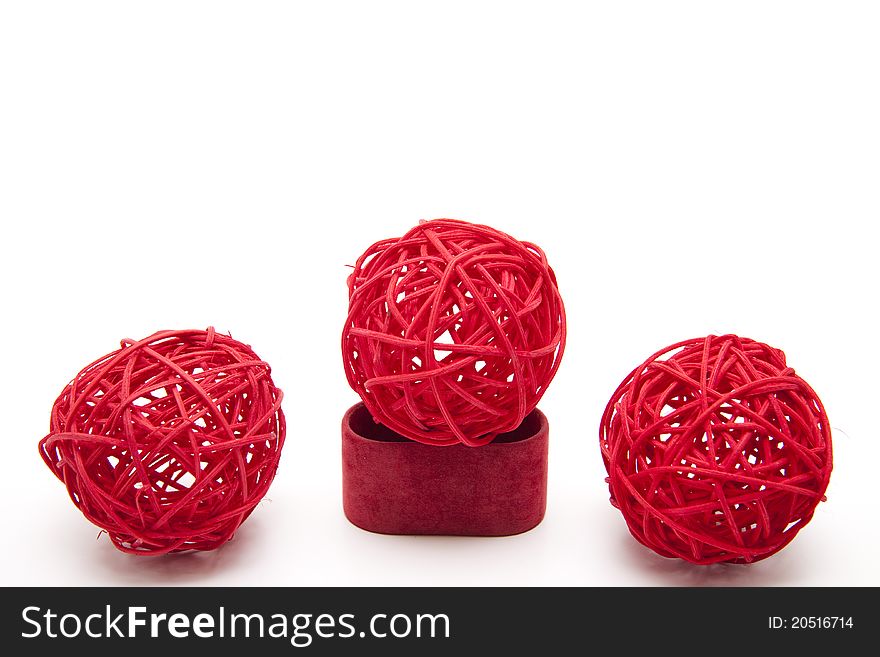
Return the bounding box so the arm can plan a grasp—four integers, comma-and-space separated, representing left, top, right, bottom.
1, 1, 878, 586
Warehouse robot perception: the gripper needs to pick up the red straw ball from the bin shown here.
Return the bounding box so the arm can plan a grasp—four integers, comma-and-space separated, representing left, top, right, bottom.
343, 219, 566, 446
600, 335, 832, 565
39, 327, 285, 555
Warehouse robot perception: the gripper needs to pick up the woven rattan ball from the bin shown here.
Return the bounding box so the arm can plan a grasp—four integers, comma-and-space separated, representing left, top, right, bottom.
343, 219, 566, 446
600, 335, 832, 564
39, 327, 285, 555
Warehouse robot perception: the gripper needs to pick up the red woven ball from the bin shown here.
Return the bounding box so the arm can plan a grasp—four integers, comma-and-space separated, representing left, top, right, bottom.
600, 335, 832, 564
342, 219, 566, 446
39, 327, 286, 555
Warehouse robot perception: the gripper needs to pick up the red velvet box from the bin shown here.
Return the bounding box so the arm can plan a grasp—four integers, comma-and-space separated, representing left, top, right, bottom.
342, 403, 549, 536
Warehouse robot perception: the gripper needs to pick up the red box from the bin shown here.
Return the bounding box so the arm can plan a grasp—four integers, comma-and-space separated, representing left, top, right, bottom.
341, 403, 549, 536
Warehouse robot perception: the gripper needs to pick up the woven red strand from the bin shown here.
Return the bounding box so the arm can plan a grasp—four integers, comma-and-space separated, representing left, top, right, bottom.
342, 219, 566, 446
600, 335, 832, 564
39, 327, 286, 555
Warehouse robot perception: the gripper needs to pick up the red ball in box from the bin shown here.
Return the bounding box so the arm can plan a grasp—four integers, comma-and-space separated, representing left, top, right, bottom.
341, 219, 566, 535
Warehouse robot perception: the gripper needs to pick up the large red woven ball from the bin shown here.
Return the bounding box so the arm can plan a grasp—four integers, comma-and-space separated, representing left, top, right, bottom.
342, 219, 566, 446
39, 327, 285, 555
600, 335, 832, 564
